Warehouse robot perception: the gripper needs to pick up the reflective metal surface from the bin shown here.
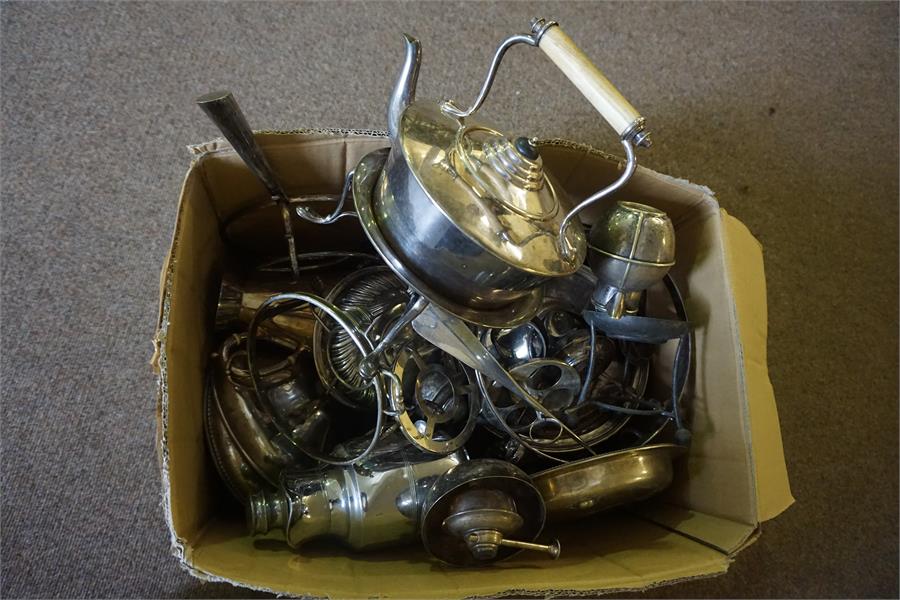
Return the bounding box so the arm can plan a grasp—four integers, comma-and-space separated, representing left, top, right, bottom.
476, 276, 644, 455
588, 201, 675, 318
196, 90, 301, 278
388, 102, 586, 279
441, 32, 538, 119
248, 437, 463, 551
389, 344, 480, 455
490, 358, 583, 427
411, 303, 594, 454
311, 266, 411, 410
353, 148, 544, 328
532, 444, 686, 522
203, 336, 316, 503
484, 321, 548, 368
193, 15, 695, 569
441, 489, 560, 561
421, 459, 553, 565
369, 33, 591, 312
248, 292, 387, 466
203, 375, 269, 502
477, 348, 646, 455
558, 139, 637, 260
215, 281, 315, 342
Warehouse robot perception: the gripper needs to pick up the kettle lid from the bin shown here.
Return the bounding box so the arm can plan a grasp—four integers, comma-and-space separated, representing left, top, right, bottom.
396, 101, 585, 277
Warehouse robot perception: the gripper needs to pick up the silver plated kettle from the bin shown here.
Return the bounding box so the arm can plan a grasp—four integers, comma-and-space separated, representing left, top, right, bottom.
355, 18, 651, 322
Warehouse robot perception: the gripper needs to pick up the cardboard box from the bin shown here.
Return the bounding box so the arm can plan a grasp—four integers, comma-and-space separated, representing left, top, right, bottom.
153, 131, 793, 597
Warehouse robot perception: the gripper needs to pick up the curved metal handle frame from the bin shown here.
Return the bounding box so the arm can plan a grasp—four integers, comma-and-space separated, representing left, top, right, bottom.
436, 20, 644, 262
247, 292, 388, 466
222, 332, 303, 390
293, 170, 359, 225
441, 33, 538, 119
558, 138, 637, 260
197, 91, 358, 280
441, 18, 559, 120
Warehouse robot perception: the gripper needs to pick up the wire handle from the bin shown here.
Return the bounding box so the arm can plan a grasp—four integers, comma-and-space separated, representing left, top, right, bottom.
533, 19, 648, 145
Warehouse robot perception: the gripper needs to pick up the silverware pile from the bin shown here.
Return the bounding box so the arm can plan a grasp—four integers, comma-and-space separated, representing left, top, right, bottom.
200, 17, 693, 567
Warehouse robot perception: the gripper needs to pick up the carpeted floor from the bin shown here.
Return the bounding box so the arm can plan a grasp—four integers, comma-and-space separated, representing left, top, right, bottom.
1, 1, 897, 598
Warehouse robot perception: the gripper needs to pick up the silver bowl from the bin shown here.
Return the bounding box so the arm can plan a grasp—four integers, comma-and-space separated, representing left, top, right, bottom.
532, 443, 686, 522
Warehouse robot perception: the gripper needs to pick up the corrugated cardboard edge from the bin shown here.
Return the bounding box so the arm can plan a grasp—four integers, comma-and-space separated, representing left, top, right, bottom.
174, 569, 735, 600
153, 165, 196, 569
612, 168, 793, 523
467, 568, 732, 600
152, 154, 301, 594
179, 560, 294, 599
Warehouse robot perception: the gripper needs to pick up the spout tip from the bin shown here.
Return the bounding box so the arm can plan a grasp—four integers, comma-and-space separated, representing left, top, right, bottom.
387, 32, 422, 139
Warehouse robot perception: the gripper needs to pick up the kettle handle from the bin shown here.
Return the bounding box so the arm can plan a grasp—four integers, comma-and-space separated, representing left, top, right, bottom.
527, 20, 650, 259
440, 19, 651, 260
443, 19, 650, 146
533, 20, 648, 145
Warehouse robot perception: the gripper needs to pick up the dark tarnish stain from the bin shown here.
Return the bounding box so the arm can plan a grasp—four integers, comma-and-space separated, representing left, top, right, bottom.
768, 107, 776, 116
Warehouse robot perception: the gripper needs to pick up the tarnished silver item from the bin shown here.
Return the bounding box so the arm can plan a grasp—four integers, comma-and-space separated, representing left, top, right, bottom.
203, 377, 272, 502
410, 303, 595, 456
421, 459, 558, 565
196, 91, 358, 279
248, 292, 388, 466
311, 266, 412, 410
194, 15, 697, 569
475, 273, 645, 456
388, 344, 481, 455
248, 435, 464, 551
203, 334, 330, 503
532, 444, 685, 522
354, 149, 543, 328
588, 201, 676, 318
369, 31, 590, 314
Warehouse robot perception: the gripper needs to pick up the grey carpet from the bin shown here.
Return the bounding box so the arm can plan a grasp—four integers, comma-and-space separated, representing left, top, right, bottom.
1, 1, 897, 598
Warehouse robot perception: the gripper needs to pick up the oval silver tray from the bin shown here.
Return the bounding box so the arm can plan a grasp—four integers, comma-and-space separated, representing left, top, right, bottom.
532, 443, 686, 523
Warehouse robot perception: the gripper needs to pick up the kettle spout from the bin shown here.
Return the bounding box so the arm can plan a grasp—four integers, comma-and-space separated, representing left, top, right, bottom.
387, 34, 421, 140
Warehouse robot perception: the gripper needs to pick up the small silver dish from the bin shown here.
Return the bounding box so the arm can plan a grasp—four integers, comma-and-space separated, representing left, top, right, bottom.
532, 443, 686, 522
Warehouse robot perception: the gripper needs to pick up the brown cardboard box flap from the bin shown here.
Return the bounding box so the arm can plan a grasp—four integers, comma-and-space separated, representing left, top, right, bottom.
185, 514, 731, 599
629, 502, 757, 555
721, 212, 795, 520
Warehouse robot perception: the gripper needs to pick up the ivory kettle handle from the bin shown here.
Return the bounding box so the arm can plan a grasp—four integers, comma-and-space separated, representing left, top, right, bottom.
536, 24, 643, 139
